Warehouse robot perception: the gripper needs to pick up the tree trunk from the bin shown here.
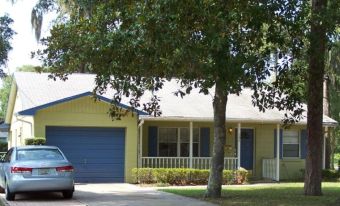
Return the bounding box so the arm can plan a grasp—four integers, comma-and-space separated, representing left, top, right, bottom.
304, 0, 328, 196
323, 77, 331, 169
325, 130, 332, 169
205, 80, 227, 198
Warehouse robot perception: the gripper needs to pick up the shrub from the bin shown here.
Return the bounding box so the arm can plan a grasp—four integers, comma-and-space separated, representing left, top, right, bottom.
190, 169, 210, 184
132, 168, 248, 185
235, 167, 248, 184
223, 170, 236, 184
25, 137, 46, 145
131, 168, 155, 184
0, 142, 8, 152
153, 168, 171, 184
322, 169, 340, 181
300, 169, 340, 181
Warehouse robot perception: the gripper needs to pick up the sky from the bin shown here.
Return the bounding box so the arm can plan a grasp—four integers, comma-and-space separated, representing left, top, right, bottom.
0, 0, 54, 74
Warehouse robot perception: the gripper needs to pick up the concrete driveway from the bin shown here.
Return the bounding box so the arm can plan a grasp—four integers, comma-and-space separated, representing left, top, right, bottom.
0, 183, 216, 206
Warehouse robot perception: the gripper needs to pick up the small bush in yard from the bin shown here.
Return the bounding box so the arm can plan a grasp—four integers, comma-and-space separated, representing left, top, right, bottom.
0, 142, 8, 152
223, 170, 235, 184
24, 137, 46, 145
132, 168, 248, 185
300, 169, 339, 181
153, 168, 171, 184
235, 167, 248, 184
190, 169, 210, 184
131, 168, 155, 184
322, 169, 340, 181
168, 168, 188, 185
154, 168, 192, 185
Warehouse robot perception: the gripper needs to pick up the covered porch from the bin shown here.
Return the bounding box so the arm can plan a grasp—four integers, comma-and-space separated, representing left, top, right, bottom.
138, 120, 241, 171
137, 118, 330, 181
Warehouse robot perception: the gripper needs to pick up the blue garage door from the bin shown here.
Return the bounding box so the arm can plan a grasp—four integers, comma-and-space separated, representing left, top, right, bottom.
46, 126, 125, 183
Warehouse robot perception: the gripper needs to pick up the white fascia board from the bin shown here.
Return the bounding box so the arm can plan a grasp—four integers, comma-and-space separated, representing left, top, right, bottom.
139, 116, 337, 127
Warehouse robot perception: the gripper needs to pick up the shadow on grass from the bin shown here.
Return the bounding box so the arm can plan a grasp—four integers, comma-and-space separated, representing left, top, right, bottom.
160, 183, 340, 206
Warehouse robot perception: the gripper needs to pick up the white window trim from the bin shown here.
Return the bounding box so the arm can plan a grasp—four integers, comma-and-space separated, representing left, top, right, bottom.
157, 127, 201, 157
282, 130, 300, 159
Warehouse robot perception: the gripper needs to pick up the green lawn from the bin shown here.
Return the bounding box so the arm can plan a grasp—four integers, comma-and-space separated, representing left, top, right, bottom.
160, 182, 340, 206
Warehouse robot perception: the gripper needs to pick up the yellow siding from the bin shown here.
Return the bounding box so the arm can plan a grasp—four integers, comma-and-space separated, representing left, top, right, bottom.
280, 160, 305, 180
9, 91, 35, 148
8, 88, 307, 181
34, 96, 138, 183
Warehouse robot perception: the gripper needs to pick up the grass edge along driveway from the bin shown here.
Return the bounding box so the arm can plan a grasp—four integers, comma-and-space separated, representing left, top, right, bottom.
159, 182, 340, 206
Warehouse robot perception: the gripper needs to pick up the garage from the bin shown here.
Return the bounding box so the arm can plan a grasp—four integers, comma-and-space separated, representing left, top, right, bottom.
46, 126, 125, 183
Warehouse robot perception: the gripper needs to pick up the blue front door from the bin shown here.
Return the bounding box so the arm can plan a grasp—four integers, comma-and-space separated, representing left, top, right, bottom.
240, 129, 254, 170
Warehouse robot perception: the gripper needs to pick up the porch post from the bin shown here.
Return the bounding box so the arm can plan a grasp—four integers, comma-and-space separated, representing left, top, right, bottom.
276, 124, 280, 181
138, 120, 144, 168
237, 123, 241, 169
322, 127, 327, 169
189, 121, 193, 168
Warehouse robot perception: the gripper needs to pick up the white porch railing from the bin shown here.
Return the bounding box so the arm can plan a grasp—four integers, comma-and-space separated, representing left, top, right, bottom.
0, 152, 6, 159
262, 158, 277, 180
141, 157, 238, 170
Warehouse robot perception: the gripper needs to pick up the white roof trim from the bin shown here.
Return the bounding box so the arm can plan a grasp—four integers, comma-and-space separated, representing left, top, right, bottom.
139, 116, 338, 127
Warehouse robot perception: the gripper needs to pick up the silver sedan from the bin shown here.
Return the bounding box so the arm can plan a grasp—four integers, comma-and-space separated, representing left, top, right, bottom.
0, 145, 75, 201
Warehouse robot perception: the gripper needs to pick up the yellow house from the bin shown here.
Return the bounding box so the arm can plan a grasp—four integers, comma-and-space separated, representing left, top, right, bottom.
5, 72, 337, 183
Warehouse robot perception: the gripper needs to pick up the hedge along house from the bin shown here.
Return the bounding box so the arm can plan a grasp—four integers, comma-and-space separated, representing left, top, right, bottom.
6, 72, 338, 183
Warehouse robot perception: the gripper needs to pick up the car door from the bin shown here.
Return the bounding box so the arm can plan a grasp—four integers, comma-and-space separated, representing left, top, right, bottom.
0, 149, 13, 187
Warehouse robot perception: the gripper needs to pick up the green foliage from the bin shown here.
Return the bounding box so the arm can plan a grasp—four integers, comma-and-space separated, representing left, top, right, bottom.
234, 167, 249, 184
0, 14, 14, 75
300, 169, 339, 181
161, 183, 340, 206
36, 0, 310, 122
131, 168, 248, 185
31, 0, 97, 40
327, 42, 340, 155
131, 168, 154, 184
25, 137, 46, 145
16, 64, 51, 73
334, 153, 340, 162
36, 1, 312, 197
322, 169, 340, 181
0, 75, 12, 119
0, 142, 8, 152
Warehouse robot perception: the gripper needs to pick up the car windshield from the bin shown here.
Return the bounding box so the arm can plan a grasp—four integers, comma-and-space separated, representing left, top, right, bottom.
16, 149, 64, 161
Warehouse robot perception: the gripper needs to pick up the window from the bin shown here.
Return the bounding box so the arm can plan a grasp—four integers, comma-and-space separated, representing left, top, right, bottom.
158, 127, 200, 157
282, 130, 299, 158
159, 128, 178, 157
179, 128, 199, 157
16, 148, 64, 161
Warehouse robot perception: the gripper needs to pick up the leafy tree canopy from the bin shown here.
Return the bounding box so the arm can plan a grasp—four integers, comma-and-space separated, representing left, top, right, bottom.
0, 15, 14, 77
33, 0, 340, 197
37, 0, 309, 120
16, 64, 52, 73
0, 75, 12, 119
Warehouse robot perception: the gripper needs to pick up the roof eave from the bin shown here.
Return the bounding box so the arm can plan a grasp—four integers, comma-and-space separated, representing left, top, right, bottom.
140, 116, 338, 127
17, 91, 148, 116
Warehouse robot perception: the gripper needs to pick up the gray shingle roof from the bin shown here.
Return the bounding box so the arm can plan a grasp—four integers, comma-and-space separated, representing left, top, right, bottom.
14, 72, 337, 125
